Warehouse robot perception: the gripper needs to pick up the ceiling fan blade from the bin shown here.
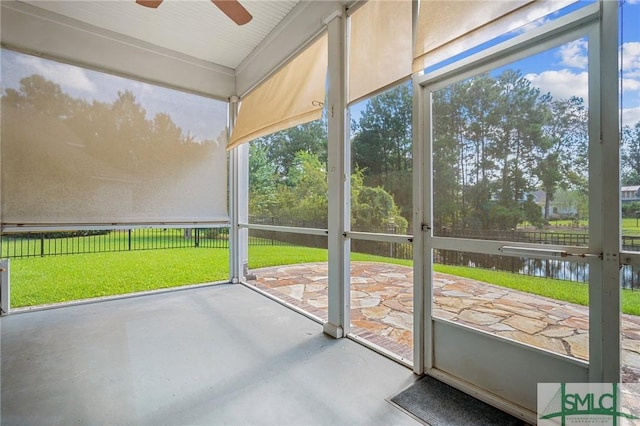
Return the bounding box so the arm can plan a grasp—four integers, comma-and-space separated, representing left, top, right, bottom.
211, 0, 253, 25
136, 0, 163, 8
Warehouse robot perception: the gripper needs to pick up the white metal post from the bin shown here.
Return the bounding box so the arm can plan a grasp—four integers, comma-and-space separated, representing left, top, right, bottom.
413, 74, 427, 374
588, 0, 620, 382
411, 0, 429, 375
228, 97, 249, 284
1, 259, 9, 315
0, 11, 4, 314
323, 11, 350, 339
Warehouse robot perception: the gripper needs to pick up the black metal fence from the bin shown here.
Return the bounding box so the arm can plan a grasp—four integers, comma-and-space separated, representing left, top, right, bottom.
437, 227, 590, 246
437, 227, 640, 251
432, 229, 640, 289
247, 216, 412, 259
247, 218, 640, 290
1, 228, 228, 258
249, 215, 328, 229
4, 221, 640, 289
434, 249, 640, 290
623, 236, 640, 251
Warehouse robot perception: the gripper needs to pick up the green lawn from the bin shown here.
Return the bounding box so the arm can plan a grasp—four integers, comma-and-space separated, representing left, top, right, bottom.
9, 245, 404, 307
7, 245, 640, 317
547, 219, 589, 228
435, 264, 640, 317
10, 248, 230, 307
548, 217, 640, 236
248, 245, 413, 268
623, 217, 640, 236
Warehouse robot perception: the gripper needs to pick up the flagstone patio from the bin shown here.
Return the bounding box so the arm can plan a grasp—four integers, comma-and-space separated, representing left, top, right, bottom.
247, 261, 640, 382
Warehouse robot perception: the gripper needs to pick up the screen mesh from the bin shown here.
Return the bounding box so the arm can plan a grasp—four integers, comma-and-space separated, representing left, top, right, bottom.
1, 49, 229, 228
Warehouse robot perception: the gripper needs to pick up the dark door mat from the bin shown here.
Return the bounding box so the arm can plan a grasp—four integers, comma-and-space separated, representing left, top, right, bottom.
390, 375, 529, 426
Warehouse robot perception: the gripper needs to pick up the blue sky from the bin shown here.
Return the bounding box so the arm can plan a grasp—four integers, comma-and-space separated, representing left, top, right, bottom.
512, 0, 640, 127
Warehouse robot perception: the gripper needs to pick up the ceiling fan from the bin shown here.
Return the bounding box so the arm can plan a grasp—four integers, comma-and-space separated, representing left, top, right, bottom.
136, 0, 253, 26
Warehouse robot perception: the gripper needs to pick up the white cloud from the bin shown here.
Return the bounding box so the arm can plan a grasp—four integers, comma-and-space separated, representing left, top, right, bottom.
557, 39, 588, 69
509, 1, 575, 34
621, 43, 640, 117
525, 69, 588, 101
622, 42, 640, 79
623, 107, 640, 128
623, 78, 640, 93
14, 55, 96, 94
513, 16, 549, 34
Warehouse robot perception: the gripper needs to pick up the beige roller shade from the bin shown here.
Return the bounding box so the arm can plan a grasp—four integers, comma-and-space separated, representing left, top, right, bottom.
413, 0, 577, 73
348, 0, 412, 104
227, 33, 328, 150
1, 50, 229, 228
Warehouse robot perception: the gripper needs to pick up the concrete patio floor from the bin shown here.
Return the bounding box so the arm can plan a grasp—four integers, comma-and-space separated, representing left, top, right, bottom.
248, 261, 640, 382
2, 283, 420, 425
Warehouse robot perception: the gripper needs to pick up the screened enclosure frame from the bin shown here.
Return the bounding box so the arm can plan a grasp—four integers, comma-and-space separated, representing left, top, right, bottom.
412, 1, 620, 419
0, 0, 627, 421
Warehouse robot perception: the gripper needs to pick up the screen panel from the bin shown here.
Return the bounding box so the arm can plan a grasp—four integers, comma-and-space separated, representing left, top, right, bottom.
428, 34, 592, 367
1, 49, 228, 228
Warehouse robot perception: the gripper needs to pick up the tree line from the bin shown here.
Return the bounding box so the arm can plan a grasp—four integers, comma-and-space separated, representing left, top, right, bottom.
1, 74, 222, 178
432, 70, 589, 230
1, 74, 222, 222
250, 70, 640, 232
7, 72, 638, 231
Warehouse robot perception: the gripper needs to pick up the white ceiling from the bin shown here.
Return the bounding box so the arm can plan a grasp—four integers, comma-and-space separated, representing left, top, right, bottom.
1, 0, 341, 98
22, 0, 300, 70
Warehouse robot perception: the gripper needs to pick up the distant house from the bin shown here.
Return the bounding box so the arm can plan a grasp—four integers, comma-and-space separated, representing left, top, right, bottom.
488, 190, 580, 218
532, 190, 578, 218
621, 185, 640, 203
531, 190, 546, 209
533, 186, 640, 218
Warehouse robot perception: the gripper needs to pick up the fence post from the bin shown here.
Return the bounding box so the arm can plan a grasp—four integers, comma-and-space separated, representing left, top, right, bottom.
387, 222, 397, 258
128, 229, 132, 251
40, 234, 45, 257
195, 229, 200, 248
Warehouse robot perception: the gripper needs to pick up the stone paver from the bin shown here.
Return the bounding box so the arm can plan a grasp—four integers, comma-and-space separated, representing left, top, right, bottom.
248, 261, 640, 382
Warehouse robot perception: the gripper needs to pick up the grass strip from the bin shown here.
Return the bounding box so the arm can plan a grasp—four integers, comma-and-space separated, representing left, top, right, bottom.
434, 264, 589, 306
433, 264, 640, 316
10, 248, 230, 308
8, 245, 640, 317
